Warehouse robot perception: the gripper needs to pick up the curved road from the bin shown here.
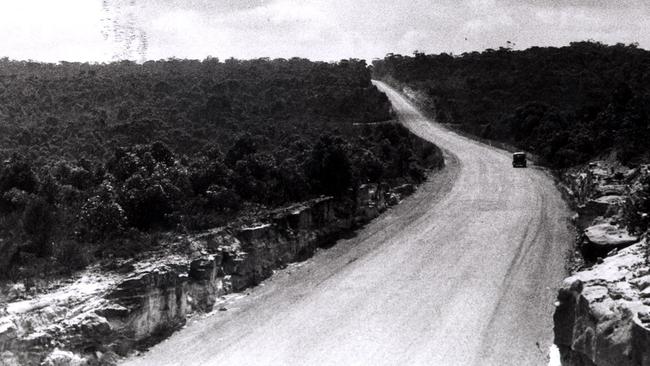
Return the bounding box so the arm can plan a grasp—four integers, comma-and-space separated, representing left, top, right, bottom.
124, 81, 573, 366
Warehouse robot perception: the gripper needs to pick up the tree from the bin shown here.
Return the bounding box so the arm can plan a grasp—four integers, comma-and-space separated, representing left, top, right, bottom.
0, 155, 38, 199
78, 182, 127, 242
22, 196, 55, 257
307, 134, 353, 197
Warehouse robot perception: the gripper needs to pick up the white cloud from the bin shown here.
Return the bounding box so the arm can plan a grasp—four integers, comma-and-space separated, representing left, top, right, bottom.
0, 0, 648, 62
0, 0, 109, 62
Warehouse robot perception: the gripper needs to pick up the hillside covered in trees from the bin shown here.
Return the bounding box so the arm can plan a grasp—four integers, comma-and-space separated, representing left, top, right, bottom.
0, 58, 442, 280
372, 42, 650, 168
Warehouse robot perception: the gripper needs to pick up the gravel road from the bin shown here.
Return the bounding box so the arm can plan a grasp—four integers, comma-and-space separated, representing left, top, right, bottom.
123, 81, 573, 366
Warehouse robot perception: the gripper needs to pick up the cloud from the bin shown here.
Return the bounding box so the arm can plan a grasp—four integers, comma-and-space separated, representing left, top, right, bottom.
0, 0, 648, 62
150, 0, 267, 14
0, 0, 109, 62
500, 0, 647, 9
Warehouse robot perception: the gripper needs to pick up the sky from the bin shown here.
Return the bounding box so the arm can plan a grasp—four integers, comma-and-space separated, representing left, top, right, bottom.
0, 0, 648, 63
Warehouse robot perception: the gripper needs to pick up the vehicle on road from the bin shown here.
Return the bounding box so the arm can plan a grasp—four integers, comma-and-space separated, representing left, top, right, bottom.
512, 152, 527, 168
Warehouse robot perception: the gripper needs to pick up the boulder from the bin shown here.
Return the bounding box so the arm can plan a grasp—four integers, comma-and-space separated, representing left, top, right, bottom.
3, 284, 27, 302
94, 305, 130, 319
77, 314, 111, 338
386, 193, 400, 206
189, 255, 221, 281
0, 351, 20, 366
554, 241, 650, 366
0, 316, 17, 350
581, 223, 639, 261
393, 183, 415, 198
593, 195, 623, 207
42, 348, 88, 366
576, 195, 623, 229
595, 184, 627, 197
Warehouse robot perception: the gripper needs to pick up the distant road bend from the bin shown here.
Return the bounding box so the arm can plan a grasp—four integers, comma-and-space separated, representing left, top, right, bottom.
124, 81, 573, 366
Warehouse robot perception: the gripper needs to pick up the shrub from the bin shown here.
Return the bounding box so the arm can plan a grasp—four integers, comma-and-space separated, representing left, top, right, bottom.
189, 158, 232, 194
22, 196, 55, 257
204, 185, 241, 211
0, 156, 39, 211
55, 240, 90, 273
306, 134, 353, 198
151, 141, 174, 166
119, 173, 176, 230
78, 192, 127, 242
353, 149, 384, 183
624, 174, 650, 235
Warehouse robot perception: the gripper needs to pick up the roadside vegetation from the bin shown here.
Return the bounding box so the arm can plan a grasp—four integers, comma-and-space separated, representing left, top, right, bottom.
372, 42, 650, 168
0, 57, 442, 280
372, 41, 650, 235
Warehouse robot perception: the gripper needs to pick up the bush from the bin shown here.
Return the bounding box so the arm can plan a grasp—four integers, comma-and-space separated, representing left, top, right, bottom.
22, 196, 55, 257
189, 158, 232, 194
624, 175, 650, 235
204, 185, 241, 211
151, 141, 174, 166
78, 189, 127, 242
277, 158, 309, 202
119, 173, 176, 230
0, 156, 39, 211
55, 240, 90, 273
307, 134, 353, 198
353, 149, 384, 183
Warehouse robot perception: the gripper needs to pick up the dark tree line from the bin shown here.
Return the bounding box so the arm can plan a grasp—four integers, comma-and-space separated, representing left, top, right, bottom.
0, 57, 442, 280
0, 57, 392, 162
372, 42, 650, 168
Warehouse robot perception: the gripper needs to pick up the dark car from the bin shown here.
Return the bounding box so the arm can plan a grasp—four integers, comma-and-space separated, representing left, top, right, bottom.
512, 152, 527, 168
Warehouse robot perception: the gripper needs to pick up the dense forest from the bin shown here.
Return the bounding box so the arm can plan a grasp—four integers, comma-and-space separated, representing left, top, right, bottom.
372, 42, 650, 168
0, 57, 442, 280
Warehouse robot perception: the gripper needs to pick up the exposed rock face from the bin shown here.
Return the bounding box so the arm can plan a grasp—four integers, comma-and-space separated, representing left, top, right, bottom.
560, 161, 646, 264
105, 260, 190, 343
580, 196, 623, 224
581, 223, 639, 261
560, 161, 643, 231
554, 239, 650, 366
554, 160, 650, 365
41, 349, 87, 366
0, 183, 416, 365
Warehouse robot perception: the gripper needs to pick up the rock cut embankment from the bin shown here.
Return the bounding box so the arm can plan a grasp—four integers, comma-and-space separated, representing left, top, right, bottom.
554, 162, 650, 365
0, 183, 415, 365
554, 239, 650, 366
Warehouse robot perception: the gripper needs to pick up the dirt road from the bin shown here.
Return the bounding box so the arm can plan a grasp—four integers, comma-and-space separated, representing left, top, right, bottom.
123, 81, 573, 366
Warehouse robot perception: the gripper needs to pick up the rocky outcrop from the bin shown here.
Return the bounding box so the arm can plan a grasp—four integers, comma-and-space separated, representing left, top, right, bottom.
554, 239, 650, 366
0, 183, 417, 365
554, 160, 650, 366
581, 223, 639, 261
561, 161, 640, 230
559, 161, 646, 264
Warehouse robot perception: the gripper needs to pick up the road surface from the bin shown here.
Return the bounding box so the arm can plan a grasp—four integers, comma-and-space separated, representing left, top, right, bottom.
123, 81, 573, 366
